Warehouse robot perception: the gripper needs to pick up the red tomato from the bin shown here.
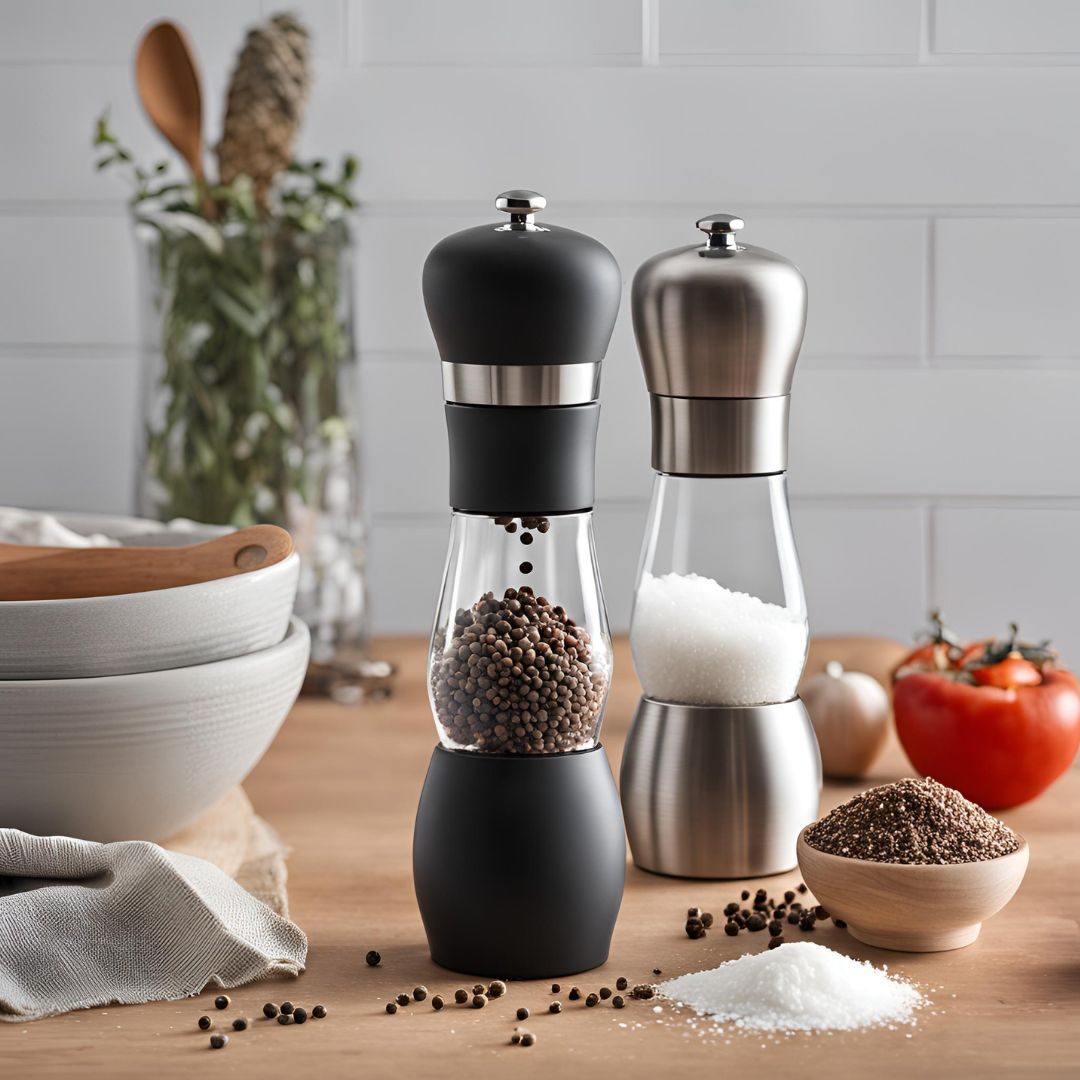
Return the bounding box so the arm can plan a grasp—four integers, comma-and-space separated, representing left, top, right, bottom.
894, 668, 1080, 809
970, 655, 1042, 690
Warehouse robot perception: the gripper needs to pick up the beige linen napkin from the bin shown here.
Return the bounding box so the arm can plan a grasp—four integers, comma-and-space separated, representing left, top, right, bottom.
0, 825, 307, 1022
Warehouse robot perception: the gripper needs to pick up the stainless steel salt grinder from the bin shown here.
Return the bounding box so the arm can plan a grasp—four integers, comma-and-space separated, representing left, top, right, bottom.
620, 213, 822, 878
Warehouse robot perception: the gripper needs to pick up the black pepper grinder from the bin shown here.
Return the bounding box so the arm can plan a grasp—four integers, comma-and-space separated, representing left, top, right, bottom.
413, 190, 626, 978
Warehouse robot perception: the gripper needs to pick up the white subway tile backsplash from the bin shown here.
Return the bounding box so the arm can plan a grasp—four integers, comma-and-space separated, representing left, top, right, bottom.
793, 502, 927, 636
367, 516, 446, 633
934, 219, 1080, 357
300, 66, 1080, 207
934, 0, 1080, 55
360, 357, 447, 516
746, 218, 926, 358
790, 370, 1080, 497
0, 1, 259, 72
660, 0, 921, 60
933, 506, 1080, 668
351, 0, 641, 66
0, 354, 138, 514
0, 217, 137, 346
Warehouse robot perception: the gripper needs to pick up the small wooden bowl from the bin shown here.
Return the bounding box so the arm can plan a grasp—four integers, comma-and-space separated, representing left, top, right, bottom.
797, 828, 1029, 952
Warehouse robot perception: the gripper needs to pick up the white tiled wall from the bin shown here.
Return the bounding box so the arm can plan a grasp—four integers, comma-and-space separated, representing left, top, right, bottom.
2, 1, 1078, 662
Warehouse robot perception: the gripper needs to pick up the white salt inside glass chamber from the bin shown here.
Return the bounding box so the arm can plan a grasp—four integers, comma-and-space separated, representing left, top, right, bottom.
629, 473, 808, 707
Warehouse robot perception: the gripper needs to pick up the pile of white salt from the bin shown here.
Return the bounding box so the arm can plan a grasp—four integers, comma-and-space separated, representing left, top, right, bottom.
659, 942, 924, 1032
631, 572, 807, 707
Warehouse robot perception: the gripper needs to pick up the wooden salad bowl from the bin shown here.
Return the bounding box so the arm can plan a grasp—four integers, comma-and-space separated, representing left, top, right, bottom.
797, 827, 1030, 952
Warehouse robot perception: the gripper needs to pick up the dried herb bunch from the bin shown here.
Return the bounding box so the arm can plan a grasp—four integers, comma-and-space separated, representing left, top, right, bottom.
94, 12, 359, 527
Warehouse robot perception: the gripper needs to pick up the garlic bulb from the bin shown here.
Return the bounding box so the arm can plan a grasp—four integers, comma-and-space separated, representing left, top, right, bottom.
803, 661, 890, 780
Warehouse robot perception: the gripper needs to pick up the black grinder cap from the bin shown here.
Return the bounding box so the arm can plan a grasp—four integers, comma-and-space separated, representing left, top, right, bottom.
423, 190, 621, 368
423, 192, 622, 516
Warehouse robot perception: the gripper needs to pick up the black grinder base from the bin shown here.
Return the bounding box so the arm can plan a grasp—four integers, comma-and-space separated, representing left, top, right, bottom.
413, 743, 626, 979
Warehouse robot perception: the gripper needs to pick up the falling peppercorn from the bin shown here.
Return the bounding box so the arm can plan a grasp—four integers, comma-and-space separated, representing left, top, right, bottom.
741, 890, 751, 901
209, 1034, 228, 1050
198, 1016, 212, 1031
313, 1004, 328, 1019
520, 532, 533, 546
784, 890, 796, 904
519, 561, 533, 575
263, 1002, 280, 1019
551, 983, 560, 993
365, 950, 381, 967
214, 995, 230, 1010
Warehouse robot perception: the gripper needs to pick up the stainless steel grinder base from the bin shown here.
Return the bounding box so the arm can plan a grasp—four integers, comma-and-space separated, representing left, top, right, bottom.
620, 696, 821, 879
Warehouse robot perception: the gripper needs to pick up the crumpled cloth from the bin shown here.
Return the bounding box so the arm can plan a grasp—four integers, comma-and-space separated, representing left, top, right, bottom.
0, 830, 307, 1022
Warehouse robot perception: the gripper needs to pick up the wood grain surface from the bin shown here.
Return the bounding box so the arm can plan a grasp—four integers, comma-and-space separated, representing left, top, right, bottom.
4, 637, 1077, 1079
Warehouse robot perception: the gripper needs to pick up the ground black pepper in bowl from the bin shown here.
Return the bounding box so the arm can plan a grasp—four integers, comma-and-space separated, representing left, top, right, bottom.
804, 777, 1021, 864
432, 587, 606, 753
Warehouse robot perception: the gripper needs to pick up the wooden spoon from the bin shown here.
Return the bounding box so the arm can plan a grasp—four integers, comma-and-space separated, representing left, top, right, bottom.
135, 21, 214, 212
0, 525, 294, 601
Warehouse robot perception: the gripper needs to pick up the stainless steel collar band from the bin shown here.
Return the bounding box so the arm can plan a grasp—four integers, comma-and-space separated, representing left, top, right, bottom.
442, 362, 602, 407
650, 394, 790, 476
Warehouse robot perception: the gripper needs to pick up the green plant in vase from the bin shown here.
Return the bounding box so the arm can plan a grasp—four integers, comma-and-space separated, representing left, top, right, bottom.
96, 12, 372, 672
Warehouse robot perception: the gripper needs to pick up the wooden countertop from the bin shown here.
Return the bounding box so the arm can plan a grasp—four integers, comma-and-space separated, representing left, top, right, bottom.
6, 638, 1078, 1079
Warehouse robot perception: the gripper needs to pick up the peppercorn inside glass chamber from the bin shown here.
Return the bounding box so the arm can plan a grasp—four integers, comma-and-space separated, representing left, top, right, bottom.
412, 191, 625, 979
620, 213, 821, 880
429, 511, 611, 754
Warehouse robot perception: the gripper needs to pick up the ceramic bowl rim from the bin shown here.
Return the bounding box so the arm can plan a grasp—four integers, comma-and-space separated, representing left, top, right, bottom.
0, 614, 308, 691
797, 825, 1029, 873
0, 550, 299, 609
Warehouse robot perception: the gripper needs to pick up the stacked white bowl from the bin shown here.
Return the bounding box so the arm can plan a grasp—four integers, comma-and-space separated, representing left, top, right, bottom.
0, 512, 310, 842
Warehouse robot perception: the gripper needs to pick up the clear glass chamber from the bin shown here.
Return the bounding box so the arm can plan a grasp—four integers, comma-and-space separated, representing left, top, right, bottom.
428, 512, 612, 753
630, 473, 808, 708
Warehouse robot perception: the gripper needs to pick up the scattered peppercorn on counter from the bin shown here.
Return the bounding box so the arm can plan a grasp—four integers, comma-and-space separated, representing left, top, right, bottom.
10, 638, 1078, 1079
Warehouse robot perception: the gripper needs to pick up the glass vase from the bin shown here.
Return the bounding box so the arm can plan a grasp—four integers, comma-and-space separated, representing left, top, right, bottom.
134, 212, 368, 668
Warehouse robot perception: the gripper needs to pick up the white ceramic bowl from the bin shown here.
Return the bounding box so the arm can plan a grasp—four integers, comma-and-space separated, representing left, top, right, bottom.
0, 552, 300, 679
0, 617, 310, 841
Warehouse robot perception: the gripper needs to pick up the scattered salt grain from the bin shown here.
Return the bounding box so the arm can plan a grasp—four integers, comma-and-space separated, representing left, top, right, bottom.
659, 942, 923, 1033
631, 572, 807, 706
